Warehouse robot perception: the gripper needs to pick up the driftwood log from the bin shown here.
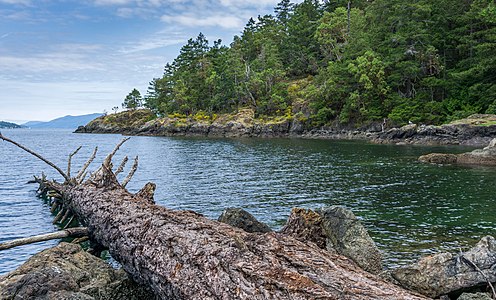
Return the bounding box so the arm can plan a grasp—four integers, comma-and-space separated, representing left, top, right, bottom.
0, 133, 427, 299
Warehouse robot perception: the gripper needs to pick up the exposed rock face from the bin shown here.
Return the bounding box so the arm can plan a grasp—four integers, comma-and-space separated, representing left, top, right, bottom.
419, 138, 496, 166
319, 206, 383, 274
392, 236, 496, 298
0, 242, 155, 300
280, 208, 327, 249
217, 207, 272, 233
375, 114, 496, 146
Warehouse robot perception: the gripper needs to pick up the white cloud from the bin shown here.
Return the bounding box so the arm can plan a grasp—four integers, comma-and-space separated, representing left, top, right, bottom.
120, 36, 186, 53
0, 55, 104, 73
161, 14, 243, 29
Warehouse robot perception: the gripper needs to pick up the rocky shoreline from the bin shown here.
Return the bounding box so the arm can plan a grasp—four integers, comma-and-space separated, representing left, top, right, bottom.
75, 110, 496, 147
2, 206, 495, 299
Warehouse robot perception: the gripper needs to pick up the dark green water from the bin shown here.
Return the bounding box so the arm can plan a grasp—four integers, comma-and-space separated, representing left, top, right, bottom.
1, 129, 495, 274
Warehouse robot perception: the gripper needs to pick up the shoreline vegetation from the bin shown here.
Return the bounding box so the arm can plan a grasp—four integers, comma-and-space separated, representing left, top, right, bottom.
122, 0, 495, 135
76, 109, 496, 147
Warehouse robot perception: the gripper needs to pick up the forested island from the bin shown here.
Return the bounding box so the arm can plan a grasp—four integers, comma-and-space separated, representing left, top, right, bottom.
0, 121, 21, 129
133, 0, 495, 129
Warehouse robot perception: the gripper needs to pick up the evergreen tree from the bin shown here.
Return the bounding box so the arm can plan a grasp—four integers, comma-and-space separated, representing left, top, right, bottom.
122, 88, 143, 110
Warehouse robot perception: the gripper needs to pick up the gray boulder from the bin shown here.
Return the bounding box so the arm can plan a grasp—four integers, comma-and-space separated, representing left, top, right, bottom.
319, 206, 383, 274
0, 242, 155, 300
392, 236, 496, 298
218, 208, 272, 233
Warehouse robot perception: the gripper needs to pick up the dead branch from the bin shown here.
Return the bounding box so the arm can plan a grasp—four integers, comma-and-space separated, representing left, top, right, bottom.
121, 155, 138, 188
53, 208, 66, 224
103, 137, 130, 169
0, 133, 70, 182
461, 254, 496, 299
115, 156, 128, 176
75, 146, 98, 182
66, 146, 82, 179
0, 227, 88, 251
63, 215, 76, 229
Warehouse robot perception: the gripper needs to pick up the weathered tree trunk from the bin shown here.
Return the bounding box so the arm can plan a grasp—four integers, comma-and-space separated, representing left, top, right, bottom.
1, 134, 427, 299
48, 171, 424, 299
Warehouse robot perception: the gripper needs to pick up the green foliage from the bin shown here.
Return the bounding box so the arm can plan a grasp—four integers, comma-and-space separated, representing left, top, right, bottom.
122, 88, 143, 110
141, 0, 496, 127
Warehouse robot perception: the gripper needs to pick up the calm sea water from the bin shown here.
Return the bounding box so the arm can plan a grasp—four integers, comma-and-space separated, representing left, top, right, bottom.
1, 129, 495, 275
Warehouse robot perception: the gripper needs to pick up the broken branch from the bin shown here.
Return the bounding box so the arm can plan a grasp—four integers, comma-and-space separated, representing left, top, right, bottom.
66, 146, 82, 179
75, 146, 98, 182
115, 156, 128, 176
0, 228, 88, 251
121, 155, 138, 188
0, 133, 70, 182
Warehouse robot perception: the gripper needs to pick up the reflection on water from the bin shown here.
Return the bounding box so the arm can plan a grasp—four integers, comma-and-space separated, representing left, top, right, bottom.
0, 129, 495, 274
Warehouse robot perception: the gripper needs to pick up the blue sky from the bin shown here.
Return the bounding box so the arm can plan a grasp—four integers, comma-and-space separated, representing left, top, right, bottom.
0, 0, 285, 123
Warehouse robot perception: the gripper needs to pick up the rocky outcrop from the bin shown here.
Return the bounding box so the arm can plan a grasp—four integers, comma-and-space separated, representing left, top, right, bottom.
392, 236, 496, 298
319, 206, 383, 274
217, 207, 272, 233
231, 206, 383, 274
375, 114, 496, 146
76, 110, 496, 146
419, 138, 496, 166
0, 242, 155, 300
75, 109, 156, 134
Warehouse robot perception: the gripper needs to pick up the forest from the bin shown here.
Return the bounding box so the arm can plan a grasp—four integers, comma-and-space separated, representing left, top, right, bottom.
141, 0, 496, 127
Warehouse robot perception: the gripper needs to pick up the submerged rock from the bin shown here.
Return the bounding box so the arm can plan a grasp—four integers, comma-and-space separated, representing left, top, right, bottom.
418, 153, 458, 164
0, 242, 155, 300
392, 236, 496, 298
319, 206, 383, 274
218, 207, 272, 233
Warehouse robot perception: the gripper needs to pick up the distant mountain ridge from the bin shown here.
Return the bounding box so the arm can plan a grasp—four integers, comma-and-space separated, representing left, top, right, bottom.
23, 113, 104, 129
0, 121, 22, 129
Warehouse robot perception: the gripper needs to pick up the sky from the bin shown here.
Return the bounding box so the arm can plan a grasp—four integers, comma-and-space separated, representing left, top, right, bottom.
0, 0, 286, 123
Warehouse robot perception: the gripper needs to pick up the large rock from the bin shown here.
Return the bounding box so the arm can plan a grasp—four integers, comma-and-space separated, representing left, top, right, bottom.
217, 208, 272, 233
0, 242, 155, 300
319, 206, 383, 274
392, 236, 496, 298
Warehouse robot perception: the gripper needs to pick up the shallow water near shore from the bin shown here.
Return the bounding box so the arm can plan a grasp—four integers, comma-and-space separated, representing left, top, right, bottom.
1, 129, 495, 275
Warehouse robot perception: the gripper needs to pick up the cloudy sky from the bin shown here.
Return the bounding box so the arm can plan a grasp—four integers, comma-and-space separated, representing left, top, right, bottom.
0, 0, 284, 123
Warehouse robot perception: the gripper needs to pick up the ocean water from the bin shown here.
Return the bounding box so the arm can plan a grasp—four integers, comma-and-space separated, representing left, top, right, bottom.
1, 129, 495, 274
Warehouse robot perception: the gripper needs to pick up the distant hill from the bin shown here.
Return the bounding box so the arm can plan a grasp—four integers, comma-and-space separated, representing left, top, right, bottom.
23, 113, 104, 129
0, 121, 22, 129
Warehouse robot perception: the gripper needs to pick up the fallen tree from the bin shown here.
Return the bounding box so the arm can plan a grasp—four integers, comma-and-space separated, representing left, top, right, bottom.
0, 133, 427, 299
